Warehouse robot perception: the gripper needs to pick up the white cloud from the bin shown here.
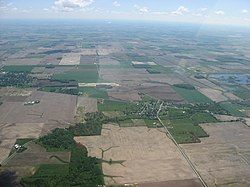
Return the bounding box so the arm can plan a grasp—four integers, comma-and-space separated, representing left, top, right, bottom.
113, 1, 120, 7
242, 9, 248, 14
172, 6, 189, 15
200, 8, 207, 12
134, 4, 149, 14
53, 0, 94, 12
215, 10, 225, 15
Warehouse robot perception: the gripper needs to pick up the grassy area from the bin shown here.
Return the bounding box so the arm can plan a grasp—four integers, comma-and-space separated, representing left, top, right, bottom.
219, 102, 246, 117
52, 65, 98, 83
79, 87, 109, 99
2, 65, 35, 73
173, 86, 212, 103
98, 99, 136, 112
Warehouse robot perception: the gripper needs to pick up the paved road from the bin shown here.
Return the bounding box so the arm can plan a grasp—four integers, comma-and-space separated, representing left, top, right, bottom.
157, 102, 208, 187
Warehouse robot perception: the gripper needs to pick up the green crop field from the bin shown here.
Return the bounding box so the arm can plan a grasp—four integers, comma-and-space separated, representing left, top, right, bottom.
3, 65, 35, 73
167, 119, 208, 144
219, 102, 246, 117
53, 65, 98, 83
98, 99, 136, 112
190, 113, 218, 124
173, 86, 212, 103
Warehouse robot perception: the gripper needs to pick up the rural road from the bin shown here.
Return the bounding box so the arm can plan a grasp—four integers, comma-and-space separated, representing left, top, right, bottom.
157, 101, 208, 187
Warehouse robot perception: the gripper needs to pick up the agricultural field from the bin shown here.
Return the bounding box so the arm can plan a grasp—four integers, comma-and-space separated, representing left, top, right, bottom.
0, 91, 77, 124
173, 85, 213, 104
182, 122, 250, 187
74, 124, 201, 186
1, 20, 250, 186
2, 65, 35, 73
98, 99, 137, 112
53, 65, 99, 83
219, 102, 247, 117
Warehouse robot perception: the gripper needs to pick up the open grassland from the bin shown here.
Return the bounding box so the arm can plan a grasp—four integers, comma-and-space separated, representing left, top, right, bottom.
173, 86, 213, 103
53, 65, 98, 83
182, 122, 250, 187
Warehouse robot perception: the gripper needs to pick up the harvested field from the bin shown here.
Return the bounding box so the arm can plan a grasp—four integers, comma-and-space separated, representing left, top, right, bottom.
75, 124, 199, 186
99, 68, 149, 86
108, 88, 141, 102
182, 122, 250, 187
77, 96, 98, 113
59, 53, 81, 65
149, 74, 184, 85
0, 91, 77, 124
0, 123, 44, 164
136, 84, 184, 102
198, 88, 227, 102
138, 179, 202, 187
0, 87, 33, 97
2, 96, 28, 102
224, 92, 241, 100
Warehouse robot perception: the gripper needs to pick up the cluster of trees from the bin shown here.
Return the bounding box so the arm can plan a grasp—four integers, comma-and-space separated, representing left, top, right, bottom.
22, 113, 107, 186
39, 86, 79, 95
38, 128, 75, 151
0, 72, 34, 87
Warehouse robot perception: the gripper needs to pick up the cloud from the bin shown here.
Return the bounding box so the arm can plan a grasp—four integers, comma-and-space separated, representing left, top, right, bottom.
0, 1, 18, 12
215, 10, 225, 15
113, 1, 120, 7
53, 0, 94, 12
200, 8, 207, 12
134, 4, 149, 14
172, 6, 189, 15
242, 9, 248, 14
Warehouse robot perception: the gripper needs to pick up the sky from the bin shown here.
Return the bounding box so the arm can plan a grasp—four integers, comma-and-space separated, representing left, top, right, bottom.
0, 0, 250, 26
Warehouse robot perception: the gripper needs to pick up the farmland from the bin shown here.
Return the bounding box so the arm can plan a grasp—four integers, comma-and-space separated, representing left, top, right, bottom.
1, 21, 250, 186
53, 65, 99, 83
173, 85, 213, 104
